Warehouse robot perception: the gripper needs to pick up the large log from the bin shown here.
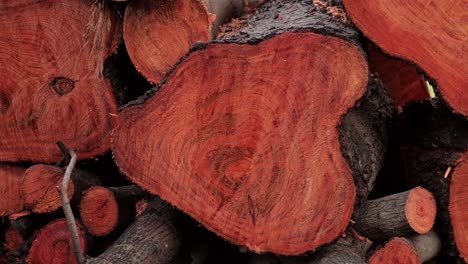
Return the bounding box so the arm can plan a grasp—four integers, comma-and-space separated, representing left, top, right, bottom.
343, 0, 468, 116
123, 0, 267, 84
113, 0, 394, 254
0, 0, 120, 162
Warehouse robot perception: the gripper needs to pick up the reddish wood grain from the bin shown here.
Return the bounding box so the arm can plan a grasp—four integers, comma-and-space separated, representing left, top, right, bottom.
344, 0, 467, 116
113, 32, 368, 254
0, 0, 119, 162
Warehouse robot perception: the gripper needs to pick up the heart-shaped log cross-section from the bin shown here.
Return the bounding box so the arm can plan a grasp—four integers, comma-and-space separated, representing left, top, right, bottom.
113, 32, 368, 254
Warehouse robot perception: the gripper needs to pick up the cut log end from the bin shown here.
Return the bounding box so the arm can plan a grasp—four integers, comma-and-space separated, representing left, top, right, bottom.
0, 0, 118, 162
80, 186, 118, 236
343, 0, 467, 116
124, 0, 211, 84
4, 225, 24, 252
0, 165, 25, 216
27, 219, 87, 264
368, 238, 421, 264
114, 31, 369, 254
22, 165, 74, 213
406, 186, 436, 234
449, 152, 468, 262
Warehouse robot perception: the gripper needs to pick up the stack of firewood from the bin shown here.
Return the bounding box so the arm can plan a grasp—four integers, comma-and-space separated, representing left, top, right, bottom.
0, 0, 466, 263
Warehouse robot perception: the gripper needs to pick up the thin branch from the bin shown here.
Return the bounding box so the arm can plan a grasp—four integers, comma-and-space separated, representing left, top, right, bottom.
58, 146, 85, 264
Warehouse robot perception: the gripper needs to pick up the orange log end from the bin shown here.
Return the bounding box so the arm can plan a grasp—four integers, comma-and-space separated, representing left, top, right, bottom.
22, 165, 74, 213
124, 0, 211, 83
449, 152, 468, 262
27, 219, 86, 264
80, 186, 118, 236
406, 187, 437, 234
368, 238, 421, 264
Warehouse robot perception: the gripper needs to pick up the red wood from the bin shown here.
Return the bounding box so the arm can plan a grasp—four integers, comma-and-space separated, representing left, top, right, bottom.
0, 165, 25, 216
27, 219, 87, 264
22, 165, 74, 213
343, 0, 468, 116
4, 225, 24, 252
368, 238, 421, 264
80, 186, 118, 236
449, 152, 468, 262
113, 32, 368, 254
0, 0, 120, 162
366, 43, 430, 106
124, 0, 211, 84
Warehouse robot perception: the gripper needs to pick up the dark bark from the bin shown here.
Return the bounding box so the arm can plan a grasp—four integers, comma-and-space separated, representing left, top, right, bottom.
86, 198, 181, 264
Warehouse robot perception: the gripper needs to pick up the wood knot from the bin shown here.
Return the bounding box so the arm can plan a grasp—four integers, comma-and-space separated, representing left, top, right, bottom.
0, 91, 11, 114
50, 77, 75, 95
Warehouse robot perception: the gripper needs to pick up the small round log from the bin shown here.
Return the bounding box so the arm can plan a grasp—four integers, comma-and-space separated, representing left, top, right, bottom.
79, 185, 147, 236
353, 187, 436, 242
27, 219, 87, 264
22, 165, 101, 213
86, 198, 181, 264
368, 238, 421, 264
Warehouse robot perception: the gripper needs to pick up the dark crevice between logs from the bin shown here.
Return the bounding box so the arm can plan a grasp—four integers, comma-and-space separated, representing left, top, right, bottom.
104, 43, 153, 107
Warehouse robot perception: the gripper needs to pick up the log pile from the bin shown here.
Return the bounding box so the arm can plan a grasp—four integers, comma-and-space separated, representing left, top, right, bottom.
0, 0, 466, 263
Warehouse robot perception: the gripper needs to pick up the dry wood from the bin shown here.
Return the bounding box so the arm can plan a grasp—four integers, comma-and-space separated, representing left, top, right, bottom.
0, 0, 120, 162
79, 185, 147, 236
27, 219, 87, 264
123, 0, 267, 84
353, 187, 436, 242
0, 165, 25, 216
113, 0, 395, 254
367, 237, 421, 264
86, 198, 181, 264
365, 43, 430, 106
343, 0, 468, 116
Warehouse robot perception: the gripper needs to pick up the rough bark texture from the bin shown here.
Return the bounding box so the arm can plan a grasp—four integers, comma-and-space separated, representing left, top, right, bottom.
353, 187, 436, 242
304, 234, 371, 264
343, 0, 468, 116
86, 198, 181, 264
0, 0, 120, 162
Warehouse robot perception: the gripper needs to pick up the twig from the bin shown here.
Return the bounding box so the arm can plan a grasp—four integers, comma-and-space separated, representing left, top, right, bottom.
57, 144, 85, 264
